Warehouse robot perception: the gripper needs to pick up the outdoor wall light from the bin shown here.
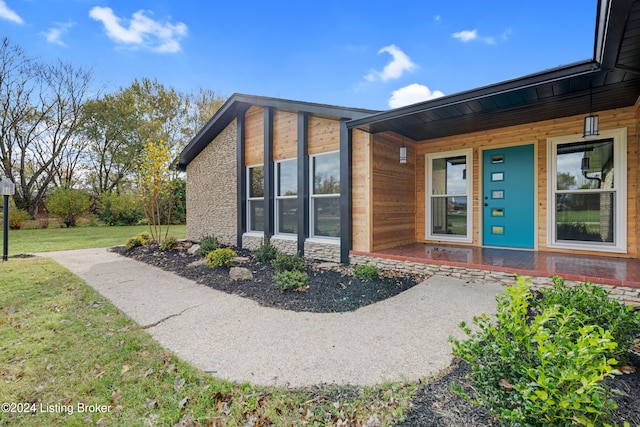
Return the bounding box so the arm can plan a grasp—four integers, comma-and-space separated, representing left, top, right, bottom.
583, 81, 599, 140
583, 114, 599, 140
399, 145, 407, 164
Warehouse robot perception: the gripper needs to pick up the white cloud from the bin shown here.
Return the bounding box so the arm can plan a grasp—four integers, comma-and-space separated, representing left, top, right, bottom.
452, 29, 478, 42
453, 28, 511, 45
42, 22, 75, 46
388, 83, 444, 108
89, 6, 187, 53
365, 44, 416, 82
0, 1, 23, 24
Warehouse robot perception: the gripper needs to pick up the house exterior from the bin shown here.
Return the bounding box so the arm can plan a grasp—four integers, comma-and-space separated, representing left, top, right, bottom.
178, 0, 640, 268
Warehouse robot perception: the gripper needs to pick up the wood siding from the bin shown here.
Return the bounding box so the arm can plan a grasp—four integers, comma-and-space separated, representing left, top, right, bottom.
244, 106, 264, 166
371, 132, 417, 251
273, 110, 297, 161
413, 105, 639, 258
351, 129, 372, 252
308, 116, 340, 155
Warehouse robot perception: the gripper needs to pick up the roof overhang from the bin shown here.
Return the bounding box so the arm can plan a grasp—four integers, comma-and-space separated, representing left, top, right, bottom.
348, 0, 640, 142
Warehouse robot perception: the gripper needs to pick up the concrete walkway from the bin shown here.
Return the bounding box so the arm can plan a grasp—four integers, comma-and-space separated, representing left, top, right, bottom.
42, 248, 503, 388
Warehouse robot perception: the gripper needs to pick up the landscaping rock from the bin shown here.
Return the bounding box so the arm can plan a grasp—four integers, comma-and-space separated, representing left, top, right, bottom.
233, 256, 251, 264
229, 267, 253, 282
187, 258, 208, 268
187, 244, 200, 255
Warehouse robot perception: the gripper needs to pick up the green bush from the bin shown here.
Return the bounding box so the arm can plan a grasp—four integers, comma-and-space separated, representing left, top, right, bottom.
532, 276, 640, 359
450, 277, 622, 427
9, 208, 30, 230
271, 253, 305, 273
207, 248, 237, 269
353, 264, 380, 281
45, 186, 91, 227
98, 192, 144, 226
125, 232, 152, 249
196, 235, 220, 257
159, 236, 178, 251
253, 236, 278, 262
274, 270, 309, 292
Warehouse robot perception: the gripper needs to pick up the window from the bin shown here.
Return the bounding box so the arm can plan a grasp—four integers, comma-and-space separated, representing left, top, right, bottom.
275, 159, 297, 235
311, 151, 340, 239
426, 149, 473, 242
548, 129, 627, 252
247, 165, 264, 232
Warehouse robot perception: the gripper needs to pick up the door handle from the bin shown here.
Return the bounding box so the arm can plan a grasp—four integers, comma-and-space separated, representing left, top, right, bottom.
484, 203, 488, 207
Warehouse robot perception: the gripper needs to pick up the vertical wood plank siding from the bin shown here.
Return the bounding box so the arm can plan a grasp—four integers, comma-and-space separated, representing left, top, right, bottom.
351, 129, 373, 252
273, 111, 297, 161
244, 106, 264, 166
370, 132, 417, 251
308, 116, 340, 154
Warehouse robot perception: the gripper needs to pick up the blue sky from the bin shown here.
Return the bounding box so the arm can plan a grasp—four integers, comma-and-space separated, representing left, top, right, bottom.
2, 0, 597, 111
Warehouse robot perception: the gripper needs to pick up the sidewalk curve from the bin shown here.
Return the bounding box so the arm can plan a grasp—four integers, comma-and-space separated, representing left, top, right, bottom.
42, 248, 502, 387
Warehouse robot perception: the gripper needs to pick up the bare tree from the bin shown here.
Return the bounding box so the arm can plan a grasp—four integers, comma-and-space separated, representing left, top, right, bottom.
0, 37, 94, 215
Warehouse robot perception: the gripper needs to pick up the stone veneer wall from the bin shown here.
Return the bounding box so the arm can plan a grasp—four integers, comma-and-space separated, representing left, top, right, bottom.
350, 254, 640, 306
305, 241, 341, 262
186, 120, 237, 246
271, 237, 298, 255
242, 234, 263, 251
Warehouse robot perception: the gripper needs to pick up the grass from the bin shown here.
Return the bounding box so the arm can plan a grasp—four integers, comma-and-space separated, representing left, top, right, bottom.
1, 225, 186, 255
0, 255, 416, 426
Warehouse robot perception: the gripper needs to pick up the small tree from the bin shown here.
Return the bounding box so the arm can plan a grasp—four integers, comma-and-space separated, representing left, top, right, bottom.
45, 186, 91, 227
137, 140, 173, 243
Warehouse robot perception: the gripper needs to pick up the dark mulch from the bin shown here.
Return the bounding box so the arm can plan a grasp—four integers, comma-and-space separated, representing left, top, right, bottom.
111, 241, 421, 313
112, 240, 640, 426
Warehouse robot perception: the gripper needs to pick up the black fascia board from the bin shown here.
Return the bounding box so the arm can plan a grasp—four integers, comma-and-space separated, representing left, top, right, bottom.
346, 60, 600, 132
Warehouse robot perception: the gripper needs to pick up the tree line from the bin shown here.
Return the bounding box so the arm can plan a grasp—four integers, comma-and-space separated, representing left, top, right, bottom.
0, 36, 225, 222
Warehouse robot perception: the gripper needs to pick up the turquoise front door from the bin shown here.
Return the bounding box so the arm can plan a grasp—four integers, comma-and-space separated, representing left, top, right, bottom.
482, 145, 535, 249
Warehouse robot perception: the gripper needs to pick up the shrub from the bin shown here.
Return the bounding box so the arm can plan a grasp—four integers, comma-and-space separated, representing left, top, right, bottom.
98, 192, 144, 226
125, 232, 152, 249
9, 208, 30, 230
532, 276, 640, 359
207, 248, 237, 269
274, 270, 309, 292
450, 277, 622, 427
253, 236, 278, 262
159, 236, 178, 251
38, 217, 49, 229
196, 235, 220, 257
45, 186, 91, 227
353, 264, 380, 281
271, 253, 305, 273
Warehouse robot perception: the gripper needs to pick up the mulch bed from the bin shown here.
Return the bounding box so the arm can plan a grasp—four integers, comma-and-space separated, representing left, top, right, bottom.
111, 241, 422, 313
112, 240, 640, 426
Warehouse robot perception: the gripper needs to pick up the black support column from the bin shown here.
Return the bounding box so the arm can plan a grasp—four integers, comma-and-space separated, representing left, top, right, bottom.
297, 112, 309, 254
263, 107, 274, 238
236, 112, 246, 248
339, 119, 352, 264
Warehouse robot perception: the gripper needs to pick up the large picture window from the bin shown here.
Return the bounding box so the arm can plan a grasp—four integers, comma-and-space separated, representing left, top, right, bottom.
311, 152, 340, 239
548, 129, 627, 252
275, 159, 297, 235
247, 165, 264, 232
426, 149, 473, 242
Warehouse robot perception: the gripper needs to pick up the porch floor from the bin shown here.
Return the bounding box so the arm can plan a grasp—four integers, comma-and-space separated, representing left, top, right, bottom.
351, 243, 640, 288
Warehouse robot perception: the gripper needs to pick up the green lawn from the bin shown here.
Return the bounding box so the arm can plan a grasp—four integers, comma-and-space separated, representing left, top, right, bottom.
0, 257, 415, 426
1, 224, 186, 254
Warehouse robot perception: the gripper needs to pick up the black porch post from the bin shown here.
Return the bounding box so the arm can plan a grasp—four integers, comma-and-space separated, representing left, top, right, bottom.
339, 119, 352, 264
297, 112, 309, 254
263, 107, 274, 238
236, 112, 246, 248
